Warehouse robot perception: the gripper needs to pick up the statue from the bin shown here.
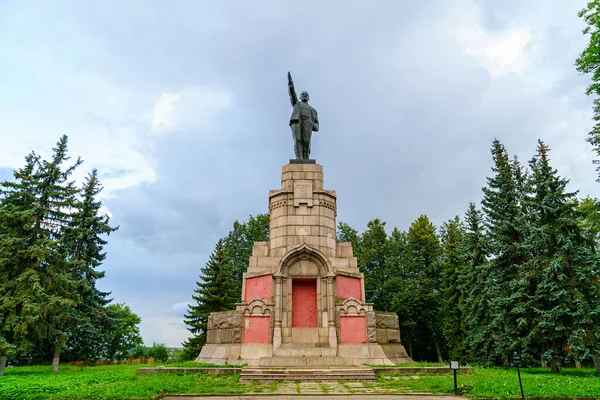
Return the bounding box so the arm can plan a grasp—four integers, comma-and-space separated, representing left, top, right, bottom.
288, 72, 319, 160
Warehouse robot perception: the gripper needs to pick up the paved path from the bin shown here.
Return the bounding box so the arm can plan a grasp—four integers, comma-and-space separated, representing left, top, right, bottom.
165, 396, 464, 400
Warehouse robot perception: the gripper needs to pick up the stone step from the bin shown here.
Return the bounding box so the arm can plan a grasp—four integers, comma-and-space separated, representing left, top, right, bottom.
240, 367, 376, 382
259, 356, 355, 367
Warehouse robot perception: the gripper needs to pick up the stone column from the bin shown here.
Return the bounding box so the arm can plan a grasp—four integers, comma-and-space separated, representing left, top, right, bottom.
326, 276, 337, 349
273, 275, 283, 350
326, 276, 335, 327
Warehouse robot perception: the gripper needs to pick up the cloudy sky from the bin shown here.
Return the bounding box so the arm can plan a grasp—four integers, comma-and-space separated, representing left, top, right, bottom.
0, 0, 598, 347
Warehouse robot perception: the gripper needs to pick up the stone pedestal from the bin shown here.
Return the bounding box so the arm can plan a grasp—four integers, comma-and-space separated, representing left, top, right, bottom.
196, 163, 411, 366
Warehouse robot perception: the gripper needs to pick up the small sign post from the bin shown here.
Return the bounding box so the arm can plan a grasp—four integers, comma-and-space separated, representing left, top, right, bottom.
449, 360, 460, 396
512, 350, 525, 400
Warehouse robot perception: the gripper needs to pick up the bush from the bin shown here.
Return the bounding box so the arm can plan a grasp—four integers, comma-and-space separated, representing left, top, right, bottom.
148, 344, 169, 362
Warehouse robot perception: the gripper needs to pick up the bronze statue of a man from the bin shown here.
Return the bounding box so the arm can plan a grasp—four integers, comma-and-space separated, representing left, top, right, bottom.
288, 72, 319, 160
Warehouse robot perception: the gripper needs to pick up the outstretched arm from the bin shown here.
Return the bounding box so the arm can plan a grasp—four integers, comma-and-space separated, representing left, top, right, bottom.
288, 71, 298, 105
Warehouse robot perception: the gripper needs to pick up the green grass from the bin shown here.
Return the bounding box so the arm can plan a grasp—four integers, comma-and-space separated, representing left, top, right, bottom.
0, 364, 251, 400
377, 366, 600, 398
2, 363, 600, 399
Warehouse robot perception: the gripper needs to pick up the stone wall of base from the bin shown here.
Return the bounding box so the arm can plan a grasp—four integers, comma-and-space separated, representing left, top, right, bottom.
337, 343, 411, 365
196, 343, 273, 366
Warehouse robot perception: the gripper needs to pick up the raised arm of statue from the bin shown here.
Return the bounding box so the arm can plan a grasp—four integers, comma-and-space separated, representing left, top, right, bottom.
288, 71, 298, 106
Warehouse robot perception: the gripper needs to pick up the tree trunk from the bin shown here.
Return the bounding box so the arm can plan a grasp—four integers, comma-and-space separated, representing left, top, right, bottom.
575, 359, 582, 369
550, 356, 562, 374
541, 358, 547, 368
434, 339, 443, 363
408, 339, 413, 360
0, 356, 6, 376
593, 355, 600, 375
51, 342, 62, 373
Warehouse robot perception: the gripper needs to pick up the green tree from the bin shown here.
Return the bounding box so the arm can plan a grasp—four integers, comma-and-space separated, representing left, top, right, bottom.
439, 216, 468, 362
406, 215, 443, 362
460, 203, 494, 364
337, 221, 361, 255
576, 1, 600, 181
60, 169, 118, 362
223, 214, 269, 301
102, 303, 144, 361
481, 139, 529, 364
523, 141, 600, 373
359, 219, 389, 311
0, 153, 39, 375
182, 239, 237, 357
0, 136, 84, 373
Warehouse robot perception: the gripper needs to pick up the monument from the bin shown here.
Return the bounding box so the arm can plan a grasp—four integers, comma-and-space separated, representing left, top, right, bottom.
196, 73, 410, 367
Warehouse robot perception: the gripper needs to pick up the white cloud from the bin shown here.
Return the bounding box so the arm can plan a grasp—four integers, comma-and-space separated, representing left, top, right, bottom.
456, 7, 533, 77
152, 93, 181, 133
150, 87, 233, 135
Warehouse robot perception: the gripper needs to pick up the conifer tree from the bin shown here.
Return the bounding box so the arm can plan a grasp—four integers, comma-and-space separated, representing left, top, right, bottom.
0, 153, 39, 375
0, 136, 84, 372
182, 239, 237, 358
223, 214, 269, 301
481, 139, 528, 363
523, 141, 600, 373
60, 169, 118, 362
460, 202, 494, 364
439, 216, 468, 362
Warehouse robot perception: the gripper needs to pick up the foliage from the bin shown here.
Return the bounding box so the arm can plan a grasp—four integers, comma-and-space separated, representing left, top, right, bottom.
0, 136, 138, 371
182, 239, 237, 354
576, 0, 600, 181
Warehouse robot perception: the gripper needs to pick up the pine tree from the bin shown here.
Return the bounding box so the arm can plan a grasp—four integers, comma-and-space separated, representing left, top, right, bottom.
0, 152, 39, 375
460, 202, 494, 364
523, 141, 600, 373
481, 139, 528, 363
182, 239, 237, 358
0, 136, 83, 372
439, 216, 468, 362
60, 169, 118, 362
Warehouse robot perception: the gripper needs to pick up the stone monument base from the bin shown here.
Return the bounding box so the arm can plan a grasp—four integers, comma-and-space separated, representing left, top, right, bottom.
197, 342, 410, 366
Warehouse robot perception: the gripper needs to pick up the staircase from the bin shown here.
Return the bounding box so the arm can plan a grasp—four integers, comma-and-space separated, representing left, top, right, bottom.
239, 366, 376, 382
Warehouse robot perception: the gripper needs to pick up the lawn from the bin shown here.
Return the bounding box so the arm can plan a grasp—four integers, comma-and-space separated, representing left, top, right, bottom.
377, 366, 600, 399
1, 363, 600, 399
0, 364, 267, 400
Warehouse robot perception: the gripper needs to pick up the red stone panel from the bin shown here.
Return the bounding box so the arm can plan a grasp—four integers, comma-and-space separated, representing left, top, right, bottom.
339, 316, 367, 343
336, 275, 362, 300
242, 316, 270, 343
244, 275, 272, 301
292, 279, 318, 327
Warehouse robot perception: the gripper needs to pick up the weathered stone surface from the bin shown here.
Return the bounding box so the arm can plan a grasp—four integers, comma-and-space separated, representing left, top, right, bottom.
375, 312, 399, 330
208, 311, 243, 330
367, 311, 376, 327
367, 327, 377, 343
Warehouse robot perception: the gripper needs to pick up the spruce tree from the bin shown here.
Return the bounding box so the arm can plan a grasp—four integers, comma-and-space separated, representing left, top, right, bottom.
460, 202, 494, 364
481, 139, 528, 363
0, 136, 83, 372
0, 152, 39, 375
61, 169, 118, 362
182, 239, 237, 358
439, 216, 468, 362
523, 141, 600, 373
